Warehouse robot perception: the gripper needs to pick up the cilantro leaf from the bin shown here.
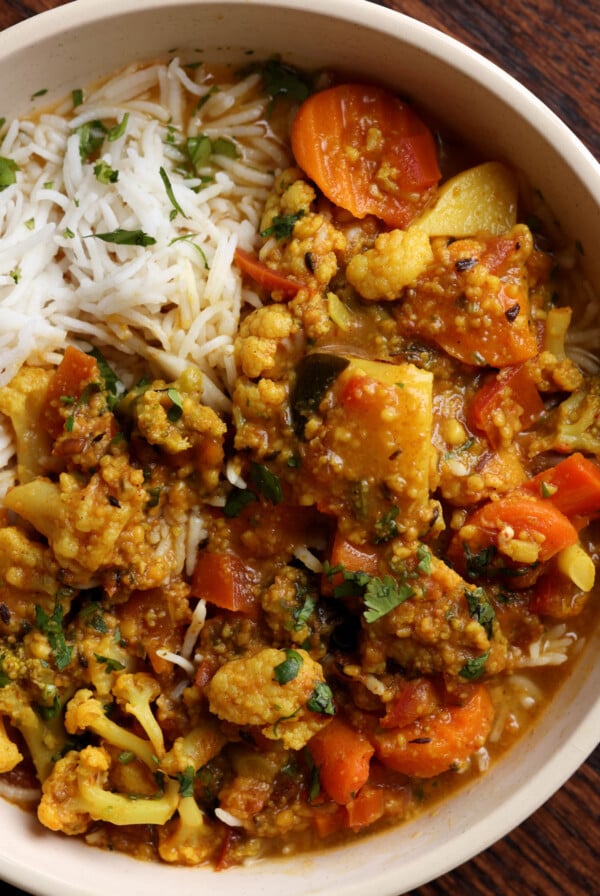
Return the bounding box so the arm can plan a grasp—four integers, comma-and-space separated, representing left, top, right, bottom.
223, 487, 256, 518
0, 157, 19, 191
107, 113, 129, 142
176, 765, 196, 798
363, 576, 414, 623
87, 347, 123, 408
159, 165, 188, 220
292, 593, 317, 631
93, 654, 126, 672
459, 651, 490, 680
273, 648, 304, 684
166, 388, 184, 422
260, 210, 304, 240
465, 587, 495, 639
88, 229, 156, 247
35, 602, 72, 671
306, 682, 335, 716
261, 59, 310, 104
76, 120, 107, 160
250, 462, 283, 505
374, 506, 399, 544
94, 160, 119, 184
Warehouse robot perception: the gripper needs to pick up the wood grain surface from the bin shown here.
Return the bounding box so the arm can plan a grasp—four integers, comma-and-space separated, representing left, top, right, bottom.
0, 1, 598, 895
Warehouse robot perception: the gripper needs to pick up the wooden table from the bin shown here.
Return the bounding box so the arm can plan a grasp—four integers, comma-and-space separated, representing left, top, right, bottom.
0, 1, 598, 895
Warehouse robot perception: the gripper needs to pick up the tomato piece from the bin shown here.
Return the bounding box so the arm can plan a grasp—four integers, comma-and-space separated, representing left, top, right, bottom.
234, 248, 301, 296
468, 363, 544, 447
520, 453, 600, 519
291, 83, 441, 228
190, 551, 257, 616
380, 678, 440, 730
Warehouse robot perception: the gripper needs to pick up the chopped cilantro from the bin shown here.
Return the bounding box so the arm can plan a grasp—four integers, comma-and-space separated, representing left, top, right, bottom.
211, 137, 238, 158
169, 233, 209, 269
363, 575, 414, 623
260, 209, 304, 240
306, 682, 335, 716
166, 388, 184, 422
250, 462, 283, 505
223, 487, 256, 518
94, 160, 119, 184
465, 587, 495, 639
417, 544, 432, 575
292, 593, 317, 631
87, 347, 123, 408
118, 751, 135, 764
459, 651, 490, 680
107, 113, 129, 142
159, 165, 188, 220
176, 765, 196, 798
94, 654, 126, 672
75, 120, 107, 160
0, 157, 19, 191
0, 656, 11, 688
374, 506, 399, 543
273, 648, 304, 684
87, 228, 156, 246
31, 88, 48, 100
260, 59, 311, 106
72, 88, 84, 108
35, 601, 72, 671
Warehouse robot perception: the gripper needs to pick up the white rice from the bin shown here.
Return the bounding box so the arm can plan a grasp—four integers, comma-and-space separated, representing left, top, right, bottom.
0, 57, 291, 482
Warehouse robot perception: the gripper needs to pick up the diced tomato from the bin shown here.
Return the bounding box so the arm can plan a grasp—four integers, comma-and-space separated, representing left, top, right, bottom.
190, 551, 258, 616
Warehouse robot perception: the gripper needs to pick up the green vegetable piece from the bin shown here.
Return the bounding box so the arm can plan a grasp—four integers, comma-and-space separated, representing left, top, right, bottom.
72, 89, 84, 108
186, 135, 212, 172
176, 765, 196, 798
211, 137, 238, 159
465, 587, 495, 639
0, 157, 19, 191
93, 654, 126, 672
274, 649, 304, 685
166, 387, 184, 422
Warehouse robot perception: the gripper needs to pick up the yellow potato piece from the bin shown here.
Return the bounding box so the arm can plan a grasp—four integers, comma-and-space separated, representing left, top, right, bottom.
414, 161, 518, 237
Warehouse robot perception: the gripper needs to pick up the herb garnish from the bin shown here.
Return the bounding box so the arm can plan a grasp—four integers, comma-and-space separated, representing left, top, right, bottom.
260, 59, 311, 109
250, 462, 283, 504
0, 157, 19, 191
363, 576, 414, 623
94, 160, 119, 184
273, 648, 304, 684
159, 165, 188, 220
87, 229, 157, 246
76, 120, 108, 160
72, 89, 84, 108
306, 682, 335, 715
108, 113, 129, 142
465, 587, 495, 639
94, 654, 126, 672
169, 233, 209, 268
459, 651, 490, 680
176, 765, 196, 798
166, 388, 184, 422
35, 601, 72, 671
260, 210, 304, 240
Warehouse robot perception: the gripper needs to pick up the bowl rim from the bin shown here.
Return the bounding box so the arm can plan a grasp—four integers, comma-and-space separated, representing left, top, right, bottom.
0, 2, 598, 895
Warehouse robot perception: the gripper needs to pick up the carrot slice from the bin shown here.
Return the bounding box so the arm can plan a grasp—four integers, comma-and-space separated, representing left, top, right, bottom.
453, 494, 578, 569
308, 716, 374, 805
373, 685, 494, 777
520, 453, 600, 519
291, 83, 441, 228
234, 248, 301, 297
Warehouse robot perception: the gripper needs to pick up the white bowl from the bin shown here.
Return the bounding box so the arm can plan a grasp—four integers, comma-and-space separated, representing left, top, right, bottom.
0, 2, 598, 895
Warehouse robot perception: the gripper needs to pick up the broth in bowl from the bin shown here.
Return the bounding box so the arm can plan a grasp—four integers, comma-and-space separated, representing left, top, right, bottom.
0, 50, 598, 873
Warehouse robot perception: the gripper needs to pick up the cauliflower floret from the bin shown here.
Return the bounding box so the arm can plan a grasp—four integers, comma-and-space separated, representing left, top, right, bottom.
346, 226, 434, 301
112, 673, 165, 759
529, 375, 600, 457
0, 680, 66, 781
206, 647, 332, 749
65, 688, 157, 769
0, 365, 55, 482
259, 168, 315, 232
160, 719, 226, 777
234, 304, 299, 380
158, 792, 219, 866
38, 745, 179, 836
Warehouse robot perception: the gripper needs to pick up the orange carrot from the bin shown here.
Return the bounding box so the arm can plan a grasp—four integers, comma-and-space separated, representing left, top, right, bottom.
234, 248, 301, 297
291, 83, 441, 228
190, 551, 257, 616
42, 345, 100, 439
308, 716, 374, 805
373, 685, 494, 777
468, 363, 544, 447
520, 453, 600, 519
453, 494, 578, 567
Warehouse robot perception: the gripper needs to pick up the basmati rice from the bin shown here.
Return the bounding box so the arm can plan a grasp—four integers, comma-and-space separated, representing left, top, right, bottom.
0, 57, 291, 486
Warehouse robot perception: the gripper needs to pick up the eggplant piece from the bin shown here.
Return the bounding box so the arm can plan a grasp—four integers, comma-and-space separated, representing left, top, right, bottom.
291, 352, 349, 437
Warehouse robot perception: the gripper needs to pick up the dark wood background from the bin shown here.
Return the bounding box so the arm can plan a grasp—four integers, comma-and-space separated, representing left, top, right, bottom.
0, 1, 598, 894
